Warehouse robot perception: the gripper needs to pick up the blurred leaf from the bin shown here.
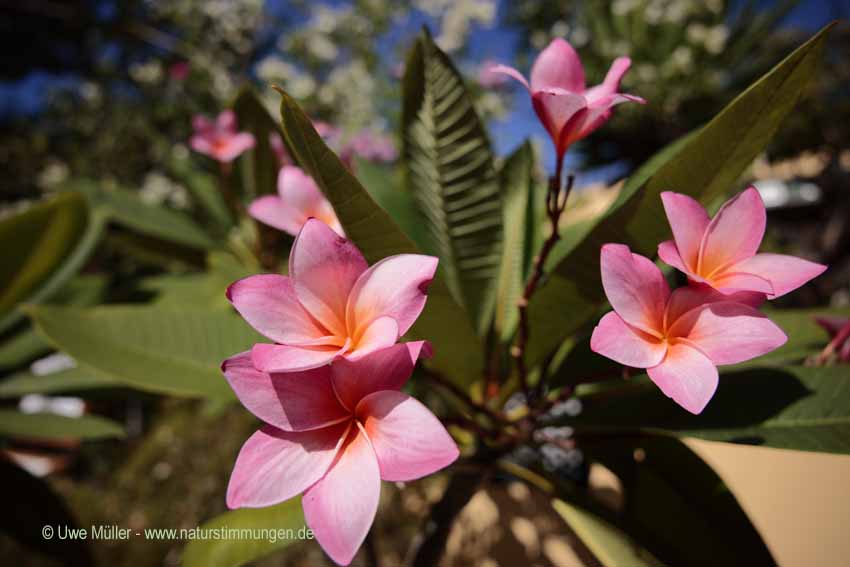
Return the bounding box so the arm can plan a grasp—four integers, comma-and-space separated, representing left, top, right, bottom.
526, 24, 833, 367
402, 29, 502, 334
0, 365, 118, 398
0, 460, 93, 566
25, 305, 259, 400
277, 88, 483, 386
577, 435, 774, 566
354, 158, 426, 248
233, 86, 283, 199
574, 365, 850, 454
141, 252, 252, 310
182, 497, 305, 567
551, 498, 661, 567
0, 328, 49, 372
494, 141, 535, 342
0, 409, 125, 440
740, 307, 850, 366
169, 156, 234, 231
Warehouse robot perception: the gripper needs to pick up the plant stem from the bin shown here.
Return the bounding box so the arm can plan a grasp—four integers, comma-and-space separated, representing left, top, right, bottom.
816, 319, 850, 364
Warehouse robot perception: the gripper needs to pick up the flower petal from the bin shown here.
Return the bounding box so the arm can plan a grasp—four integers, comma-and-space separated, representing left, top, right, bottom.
699, 187, 766, 275
291, 219, 368, 336
217, 132, 255, 162
357, 390, 459, 482
531, 90, 587, 153
248, 195, 306, 236
331, 341, 431, 411
660, 192, 710, 272
600, 244, 669, 334
251, 342, 347, 373
730, 253, 827, 299
217, 109, 237, 131
487, 64, 529, 90
227, 275, 329, 344
709, 271, 774, 295
657, 240, 689, 274
347, 254, 438, 337
647, 344, 718, 415
584, 57, 632, 103
346, 316, 399, 361
590, 311, 667, 368
530, 38, 585, 93
226, 423, 348, 509
669, 302, 787, 365
303, 427, 381, 566
222, 351, 349, 431
277, 165, 322, 203
192, 114, 214, 134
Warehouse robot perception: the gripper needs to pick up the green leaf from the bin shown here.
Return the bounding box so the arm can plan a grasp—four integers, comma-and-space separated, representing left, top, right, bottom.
402, 29, 502, 334
577, 434, 775, 566
233, 87, 284, 199
141, 252, 252, 310
25, 305, 259, 400
494, 141, 535, 342
0, 365, 118, 398
276, 88, 483, 385
743, 307, 850, 366
168, 156, 234, 231
526, 23, 834, 366
0, 409, 125, 440
181, 498, 306, 567
0, 193, 93, 333
551, 498, 661, 567
354, 158, 426, 248
574, 365, 850, 454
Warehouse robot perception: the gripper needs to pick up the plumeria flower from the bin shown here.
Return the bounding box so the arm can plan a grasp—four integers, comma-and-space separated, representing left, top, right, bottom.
658, 187, 827, 299
340, 130, 398, 163
248, 166, 343, 237
223, 341, 458, 566
227, 218, 438, 373
590, 244, 787, 414
190, 110, 255, 163
489, 38, 645, 161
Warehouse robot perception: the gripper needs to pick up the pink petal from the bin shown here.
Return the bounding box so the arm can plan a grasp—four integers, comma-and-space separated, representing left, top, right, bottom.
699, 187, 766, 275
815, 316, 850, 337
647, 343, 718, 415
531, 90, 587, 155
668, 302, 787, 365
278, 165, 322, 201
600, 244, 669, 335
217, 109, 237, 132
530, 38, 585, 93
487, 64, 529, 90
192, 115, 213, 134
664, 285, 766, 328
248, 195, 306, 236
347, 254, 438, 337
346, 316, 399, 361
222, 351, 349, 431
303, 427, 381, 566
660, 192, 710, 272
710, 271, 774, 295
657, 240, 690, 274
226, 423, 348, 509
730, 253, 827, 299
189, 135, 213, 156
357, 390, 459, 482
331, 341, 431, 411
217, 132, 256, 162
590, 311, 667, 368
584, 57, 632, 103
227, 274, 329, 344
251, 342, 347, 373
290, 219, 368, 336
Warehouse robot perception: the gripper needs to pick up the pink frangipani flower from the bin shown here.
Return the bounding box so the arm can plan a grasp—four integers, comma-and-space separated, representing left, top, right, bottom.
190, 110, 256, 163
489, 38, 645, 160
658, 187, 827, 299
248, 166, 343, 237
590, 244, 787, 414
223, 341, 458, 566
227, 218, 438, 373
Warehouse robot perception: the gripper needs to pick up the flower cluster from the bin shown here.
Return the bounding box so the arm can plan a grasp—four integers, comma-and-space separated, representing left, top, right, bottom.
222, 219, 457, 565
190, 110, 256, 163
591, 187, 827, 414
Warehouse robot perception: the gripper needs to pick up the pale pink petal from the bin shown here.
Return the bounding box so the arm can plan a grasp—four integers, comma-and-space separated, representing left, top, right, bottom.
221, 352, 349, 431
278, 165, 322, 202
217, 132, 256, 162
189, 135, 213, 156
331, 341, 431, 411
192, 114, 214, 134
217, 109, 237, 132
647, 344, 718, 415
346, 316, 399, 361
584, 57, 632, 103
657, 240, 690, 274
347, 254, 438, 337
600, 244, 669, 334
227, 275, 328, 344
730, 253, 827, 299
357, 390, 458, 482
699, 187, 766, 274
669, 302, 787, 365
590, 311, 667, 368
660, 192, 710, 272
226, 423, 348, 509
531, 90, 587, 151
251, 342, 347, 373
486, 64, 530, 90
248, 195, 307, 236
290, 219, 368, 336
530, 38, 585, 93
710, 271, 774, 295
303, 427, 381, 566
663, 285, 766, 329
